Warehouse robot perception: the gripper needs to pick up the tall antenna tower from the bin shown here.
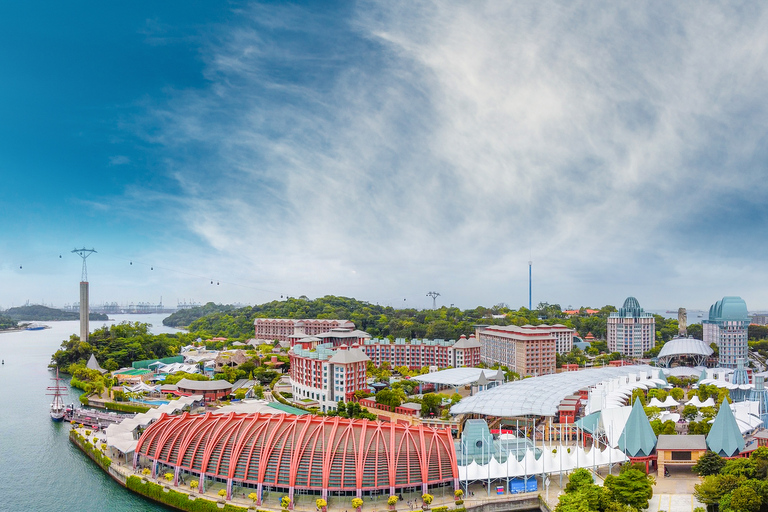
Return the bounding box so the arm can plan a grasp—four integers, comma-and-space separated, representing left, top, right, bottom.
528, 260, 532, 310
426, 291, 441, 309
72, 248, 96, 342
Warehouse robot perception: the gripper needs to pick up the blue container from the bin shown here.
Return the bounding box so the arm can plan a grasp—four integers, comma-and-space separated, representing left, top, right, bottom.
508, 477, 537, 494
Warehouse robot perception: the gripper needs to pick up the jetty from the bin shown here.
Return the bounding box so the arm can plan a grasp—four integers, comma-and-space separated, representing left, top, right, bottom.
67, 407, 135, 429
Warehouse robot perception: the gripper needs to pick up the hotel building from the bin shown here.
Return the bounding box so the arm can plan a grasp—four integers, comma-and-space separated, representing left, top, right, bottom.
607, 297, 656, 357
703, 296, 750, 368
360, 335, 482, 369
289, 343, 370, 413
254, 318, 355, 342
476, 324, 569, 376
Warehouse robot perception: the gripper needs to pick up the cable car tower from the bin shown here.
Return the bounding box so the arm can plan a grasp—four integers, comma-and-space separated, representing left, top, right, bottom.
72, 248, 96, 342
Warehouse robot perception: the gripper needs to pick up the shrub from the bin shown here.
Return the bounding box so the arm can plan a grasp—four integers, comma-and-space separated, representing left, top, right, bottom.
432, 507, 448, 512
281, 496, 291, 510
455, 500, 464, 506
126, 476, 248, 512
316, 499, 328, 509
104, 401, 150, 414
165, 473, 174, 482
352, 498, 364, 509
422, 494, 434, 506
190, 480, 199, 490
454, 490, 463, 498
388, 496, 399, 506
218, 489, 227, 498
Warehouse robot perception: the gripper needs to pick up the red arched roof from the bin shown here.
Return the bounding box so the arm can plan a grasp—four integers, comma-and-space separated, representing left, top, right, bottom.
136, 412, 457, 491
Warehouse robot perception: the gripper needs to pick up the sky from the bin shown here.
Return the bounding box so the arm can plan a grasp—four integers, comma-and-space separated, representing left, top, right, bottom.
2, 1, 768, 312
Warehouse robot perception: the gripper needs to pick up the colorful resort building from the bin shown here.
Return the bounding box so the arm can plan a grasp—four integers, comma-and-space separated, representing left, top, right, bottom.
360, 335, 481, 369
134, 412, 458, 502
289, 343, 369, 412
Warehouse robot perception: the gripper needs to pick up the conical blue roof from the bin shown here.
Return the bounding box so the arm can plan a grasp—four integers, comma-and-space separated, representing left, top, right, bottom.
698, 368, 708, 383
657, 369, 668, 385
706, 398, 745, 457
618, 397, 657, 457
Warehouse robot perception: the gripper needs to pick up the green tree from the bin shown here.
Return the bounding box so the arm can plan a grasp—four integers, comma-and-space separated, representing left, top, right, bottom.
376, 389, 401, 409
728, 486, 761, 512
694, 475, 744, 508
691, 451, 725, 476
682, 405, 699, 422
421, 393, 441, 417
604, 468, 654, 510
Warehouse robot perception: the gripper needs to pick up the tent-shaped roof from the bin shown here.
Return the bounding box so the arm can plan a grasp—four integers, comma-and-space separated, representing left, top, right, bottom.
707, 398, 746, 457
661, 396, 679, 408
618, 397, 657, 457
657, 369, 669, 385
87, 354, 107, 374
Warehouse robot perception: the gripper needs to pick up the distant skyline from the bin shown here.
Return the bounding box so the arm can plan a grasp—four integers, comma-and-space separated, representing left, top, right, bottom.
2, 2, 768, 311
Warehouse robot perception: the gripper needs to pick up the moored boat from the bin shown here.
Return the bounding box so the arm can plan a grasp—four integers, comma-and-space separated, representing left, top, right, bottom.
47, 369, 67, 421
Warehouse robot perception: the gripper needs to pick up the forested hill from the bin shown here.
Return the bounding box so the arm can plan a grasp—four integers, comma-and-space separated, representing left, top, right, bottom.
173, 295, 618, 341
4, 305, 108, 321
0, 314, 17, 330
162, 302, 236, 328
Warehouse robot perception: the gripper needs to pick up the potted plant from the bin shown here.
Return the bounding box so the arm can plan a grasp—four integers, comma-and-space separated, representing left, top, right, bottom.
316, 498, 328, 512
454, 490, 463, 501
352, 497, 364, 512
388, 495, 399, 510
281, 496, 292, 511
422, 494, 433, 510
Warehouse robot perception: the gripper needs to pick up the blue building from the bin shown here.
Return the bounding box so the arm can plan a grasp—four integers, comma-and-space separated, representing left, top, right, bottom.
703, 296, 749, 368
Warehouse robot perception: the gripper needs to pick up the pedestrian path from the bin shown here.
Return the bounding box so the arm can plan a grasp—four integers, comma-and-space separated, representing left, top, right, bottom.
647, 493, 704, 512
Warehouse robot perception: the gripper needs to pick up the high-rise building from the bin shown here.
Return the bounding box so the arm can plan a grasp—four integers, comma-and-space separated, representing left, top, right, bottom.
607, 297, 655, 357
476, 324, 566, 377
703, 296, 749, 368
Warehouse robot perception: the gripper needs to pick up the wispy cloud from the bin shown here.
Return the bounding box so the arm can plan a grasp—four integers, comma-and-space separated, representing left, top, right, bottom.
109, 155, 130, 166
133, 1, 768, 308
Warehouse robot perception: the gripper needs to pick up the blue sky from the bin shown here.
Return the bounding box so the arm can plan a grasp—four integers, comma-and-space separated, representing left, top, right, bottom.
2, 1, 768, 312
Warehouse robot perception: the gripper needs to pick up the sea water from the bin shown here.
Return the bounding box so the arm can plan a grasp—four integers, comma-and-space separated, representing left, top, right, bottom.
0, 314, 178, 511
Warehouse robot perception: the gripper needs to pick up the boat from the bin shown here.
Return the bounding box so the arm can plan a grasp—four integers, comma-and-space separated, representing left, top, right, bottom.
47, 369, 67, 421
26, 323, 46, 331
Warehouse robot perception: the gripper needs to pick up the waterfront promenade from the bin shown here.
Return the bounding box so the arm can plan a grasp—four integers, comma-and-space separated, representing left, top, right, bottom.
74, 423, 705, 512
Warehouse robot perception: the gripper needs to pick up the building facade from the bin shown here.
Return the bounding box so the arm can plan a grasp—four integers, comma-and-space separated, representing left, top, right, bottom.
476, 325, 564, 377
289, 344, 369, 412
606, 297, 656, 357
360, 334, 481, 369
254, 318, 355, 342
703, 296, 750, 368
135, 412, 458, 501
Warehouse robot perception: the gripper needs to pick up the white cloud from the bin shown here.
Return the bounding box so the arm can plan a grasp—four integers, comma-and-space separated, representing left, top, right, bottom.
132, 1, 768, 309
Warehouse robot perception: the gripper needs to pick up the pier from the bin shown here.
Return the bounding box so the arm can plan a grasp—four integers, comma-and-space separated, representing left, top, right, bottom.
67, 407, 135, 429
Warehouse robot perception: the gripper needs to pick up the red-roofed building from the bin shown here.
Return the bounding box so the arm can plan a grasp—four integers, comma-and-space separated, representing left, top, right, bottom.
135, 411, 458, 502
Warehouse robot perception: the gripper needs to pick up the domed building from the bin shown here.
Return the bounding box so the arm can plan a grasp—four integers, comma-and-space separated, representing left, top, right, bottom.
607, 297, 656, 358
703, 296, 750, 368
134, 411, 458, 502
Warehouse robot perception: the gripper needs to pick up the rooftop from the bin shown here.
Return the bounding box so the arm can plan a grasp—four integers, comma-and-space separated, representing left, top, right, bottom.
451, 365, 662, 417
657, 435, 707, 450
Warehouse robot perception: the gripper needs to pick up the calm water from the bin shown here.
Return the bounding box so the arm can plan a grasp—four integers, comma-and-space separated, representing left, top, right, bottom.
0, 314, 180, 511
